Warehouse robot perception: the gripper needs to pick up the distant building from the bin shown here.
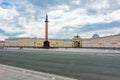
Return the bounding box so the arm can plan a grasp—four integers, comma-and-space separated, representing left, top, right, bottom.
72, 35, 82, 48
83, 34, 120, 48
4, 34, 120, 49
0, 41, 5, 49
5, 37, 64, 48
5, 37, 44, 48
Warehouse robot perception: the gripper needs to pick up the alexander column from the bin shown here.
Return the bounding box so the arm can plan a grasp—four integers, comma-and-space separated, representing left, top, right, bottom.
43, 14, 50, 48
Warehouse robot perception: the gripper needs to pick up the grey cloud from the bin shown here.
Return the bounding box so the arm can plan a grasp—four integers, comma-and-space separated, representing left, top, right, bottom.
28, 0, 69, 8
54, 26, 76, 39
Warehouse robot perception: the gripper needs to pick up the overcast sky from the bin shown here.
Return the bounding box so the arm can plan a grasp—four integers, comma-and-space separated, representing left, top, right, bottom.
0, 0, 120, 40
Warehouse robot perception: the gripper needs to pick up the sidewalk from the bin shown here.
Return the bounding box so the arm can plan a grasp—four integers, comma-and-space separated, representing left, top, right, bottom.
0, 64, 77, 80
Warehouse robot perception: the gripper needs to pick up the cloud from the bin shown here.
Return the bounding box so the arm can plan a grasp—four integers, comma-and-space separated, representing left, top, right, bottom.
0, 7, 19, 20
80, 27, 120, 38
70, 0, 81, 5
86, 0, 110, 10
0, 0, 120, 40
28, 0, 70, 8
0, 34, 7, 40
79, 20, 120, 33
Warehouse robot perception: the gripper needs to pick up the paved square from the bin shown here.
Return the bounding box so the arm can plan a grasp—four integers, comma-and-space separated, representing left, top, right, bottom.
0, 48, 120, 80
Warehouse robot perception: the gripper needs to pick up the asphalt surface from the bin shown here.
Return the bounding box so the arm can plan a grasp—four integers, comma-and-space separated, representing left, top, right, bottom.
0, 48, 120, 80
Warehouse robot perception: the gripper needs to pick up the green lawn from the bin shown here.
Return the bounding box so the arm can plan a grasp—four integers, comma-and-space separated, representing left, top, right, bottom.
0, 49, 120, 80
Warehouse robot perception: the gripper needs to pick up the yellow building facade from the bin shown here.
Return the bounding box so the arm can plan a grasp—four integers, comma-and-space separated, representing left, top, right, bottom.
5, 38, 65, 48
4, 34, 120, 48
82, 34, 120, 48
0, 41, 5, 48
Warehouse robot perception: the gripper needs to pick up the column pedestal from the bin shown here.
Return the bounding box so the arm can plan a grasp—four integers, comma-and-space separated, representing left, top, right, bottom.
43, 41, 50, 48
